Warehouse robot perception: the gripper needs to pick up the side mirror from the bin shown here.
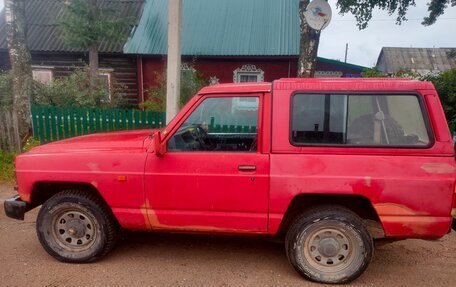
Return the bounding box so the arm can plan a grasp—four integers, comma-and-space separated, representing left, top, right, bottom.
154, 130, 165, 156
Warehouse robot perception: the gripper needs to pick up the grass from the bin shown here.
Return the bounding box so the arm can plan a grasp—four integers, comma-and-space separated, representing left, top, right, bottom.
0, 150, 15, 182
0, 138, 41, 183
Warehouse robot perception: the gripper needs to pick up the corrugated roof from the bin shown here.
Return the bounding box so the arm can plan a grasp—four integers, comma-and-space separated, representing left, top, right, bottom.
317, 57, 367, 71
376, 47, 456, 74
0, 0, 144, 53
124, 0, 301, 56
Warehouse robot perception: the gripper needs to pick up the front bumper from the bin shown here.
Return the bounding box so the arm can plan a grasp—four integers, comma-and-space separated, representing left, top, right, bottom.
4, 195, 31, 220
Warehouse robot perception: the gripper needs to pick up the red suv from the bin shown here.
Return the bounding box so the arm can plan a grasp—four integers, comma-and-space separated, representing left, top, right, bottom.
5, 78, 456, 284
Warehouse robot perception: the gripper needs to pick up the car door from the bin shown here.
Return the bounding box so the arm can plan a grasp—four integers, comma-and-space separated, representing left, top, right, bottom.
144, 94, 269, 233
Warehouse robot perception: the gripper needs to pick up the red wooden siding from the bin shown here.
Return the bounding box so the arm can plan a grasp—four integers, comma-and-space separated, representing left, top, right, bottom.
141, 56, 364, 101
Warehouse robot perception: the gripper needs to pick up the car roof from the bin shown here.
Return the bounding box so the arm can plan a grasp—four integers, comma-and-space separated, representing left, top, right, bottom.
199, 82, 272, 94
273, 78, 435, 91
198, 78, 435, 95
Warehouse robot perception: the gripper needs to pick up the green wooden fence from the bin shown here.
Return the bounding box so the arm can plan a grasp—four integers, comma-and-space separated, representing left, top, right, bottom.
31, 105, 166, 143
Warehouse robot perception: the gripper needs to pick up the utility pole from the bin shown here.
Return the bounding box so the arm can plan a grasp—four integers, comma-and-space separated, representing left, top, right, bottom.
344, 43, 348, 63
165, 0, 182, 123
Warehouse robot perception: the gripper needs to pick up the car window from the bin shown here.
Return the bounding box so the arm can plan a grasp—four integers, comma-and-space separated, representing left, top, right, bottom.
292, 94, 347, 144
291, 94, 430, 146
168, 97, 259, 152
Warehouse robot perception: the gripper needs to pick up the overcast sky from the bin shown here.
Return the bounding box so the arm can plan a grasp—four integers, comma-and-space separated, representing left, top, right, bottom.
322, 0, 456, 67
0, 0, 455, 67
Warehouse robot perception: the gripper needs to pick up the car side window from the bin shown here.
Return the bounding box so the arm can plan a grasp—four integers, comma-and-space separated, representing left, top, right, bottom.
291, 94, 431, 147
168, 97, 259, 152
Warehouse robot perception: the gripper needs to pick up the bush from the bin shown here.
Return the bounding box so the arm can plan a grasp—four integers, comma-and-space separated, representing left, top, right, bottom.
362, 67, 456, 132
33, 68, 128, 108
140, 72, 166, 112
422, 69, 456, 130
1, 68, 128, 109
361, 67, 422, 79
361, 67, 386, 78
141, 69, 208, 112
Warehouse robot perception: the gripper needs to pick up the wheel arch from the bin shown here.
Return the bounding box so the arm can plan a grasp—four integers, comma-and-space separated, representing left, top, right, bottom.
276, 193, 384, 240
30, 181, 107, 208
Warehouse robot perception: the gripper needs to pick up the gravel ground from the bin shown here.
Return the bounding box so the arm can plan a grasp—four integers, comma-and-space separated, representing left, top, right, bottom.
1, 183, 455, 287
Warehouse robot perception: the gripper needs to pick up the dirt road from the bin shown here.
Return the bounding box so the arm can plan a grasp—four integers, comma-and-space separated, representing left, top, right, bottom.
1, 183, 455, 287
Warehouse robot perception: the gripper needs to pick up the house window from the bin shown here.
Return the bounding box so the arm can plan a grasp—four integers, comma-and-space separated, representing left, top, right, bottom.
233, 64, 264, 83
32, 67, 53, 84
98, 70, 113, 101
181, 63, 195, 72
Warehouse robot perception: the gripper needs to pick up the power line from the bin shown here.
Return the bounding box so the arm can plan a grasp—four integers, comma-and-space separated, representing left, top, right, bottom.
333, 17, 456, 22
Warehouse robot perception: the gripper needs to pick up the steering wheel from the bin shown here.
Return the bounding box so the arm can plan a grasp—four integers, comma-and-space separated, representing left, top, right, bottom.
194, 125, 214, 150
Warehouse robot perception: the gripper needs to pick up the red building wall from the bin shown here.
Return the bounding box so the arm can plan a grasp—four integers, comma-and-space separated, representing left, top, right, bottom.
140, 56, 362, 101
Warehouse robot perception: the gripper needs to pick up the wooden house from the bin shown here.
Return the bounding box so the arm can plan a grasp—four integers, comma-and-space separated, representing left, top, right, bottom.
0, 0, 144, 106
124, 0, 367, 101
376, 47, 456, 75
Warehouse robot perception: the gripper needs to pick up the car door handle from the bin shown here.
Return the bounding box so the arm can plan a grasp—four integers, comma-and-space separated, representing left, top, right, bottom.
238, 165, 256, 172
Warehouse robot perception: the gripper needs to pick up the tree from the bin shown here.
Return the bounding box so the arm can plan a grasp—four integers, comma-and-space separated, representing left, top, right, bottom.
337, 0, 456, 29
60, 0, 132, 87
298, 0, 456, 77
422, 69, 456, 128
141, 68, 208, 112
5, 0, 33, 146
298, 0, 321, 78
361, 67, 387, 78
362, 67, 456, 131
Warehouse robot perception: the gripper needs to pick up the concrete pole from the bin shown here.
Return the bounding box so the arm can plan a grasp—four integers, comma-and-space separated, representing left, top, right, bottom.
166, 0, 182, 123
344, 43, 348, 63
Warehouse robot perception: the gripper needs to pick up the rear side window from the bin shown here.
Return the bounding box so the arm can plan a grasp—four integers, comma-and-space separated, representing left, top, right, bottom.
291, 94, 431, 147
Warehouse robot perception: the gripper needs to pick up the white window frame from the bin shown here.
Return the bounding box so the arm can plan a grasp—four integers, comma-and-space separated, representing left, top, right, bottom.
181, 63, 196, 72
233, 64, 264, 83
98, 69, 113, 102
32, 66, 54, 84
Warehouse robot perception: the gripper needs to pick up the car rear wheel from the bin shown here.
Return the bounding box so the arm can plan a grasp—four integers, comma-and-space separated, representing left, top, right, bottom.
285, 205, 373, 284
36, 190, 119, 263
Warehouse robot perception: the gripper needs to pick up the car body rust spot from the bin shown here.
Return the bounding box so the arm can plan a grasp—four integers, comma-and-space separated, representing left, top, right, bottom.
374, 203, 427, 216
19, 193, 31, 203
140, 200, 265, 234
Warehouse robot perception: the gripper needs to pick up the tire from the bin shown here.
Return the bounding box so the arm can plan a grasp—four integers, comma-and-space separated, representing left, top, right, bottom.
285, 205, 373, 284
36, 190, 119, 263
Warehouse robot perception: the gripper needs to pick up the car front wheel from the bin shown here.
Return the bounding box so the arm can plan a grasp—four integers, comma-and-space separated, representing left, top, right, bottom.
36, 190, 119, 263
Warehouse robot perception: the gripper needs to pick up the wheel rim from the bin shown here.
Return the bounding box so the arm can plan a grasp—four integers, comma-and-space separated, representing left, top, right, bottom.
51, 208, 98, 252
303, 226, 356, 272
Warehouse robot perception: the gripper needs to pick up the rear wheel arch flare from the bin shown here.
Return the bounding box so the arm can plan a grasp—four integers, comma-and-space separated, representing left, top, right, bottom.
276, 193, 383, 238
